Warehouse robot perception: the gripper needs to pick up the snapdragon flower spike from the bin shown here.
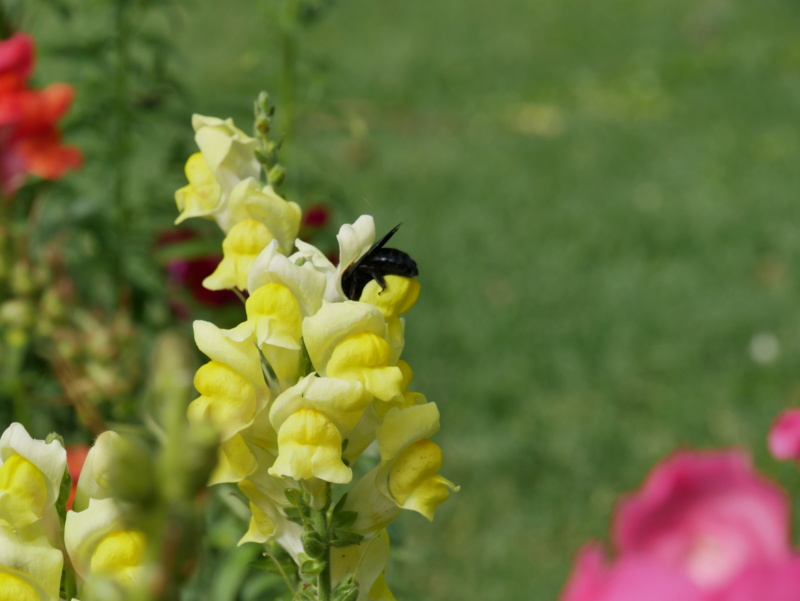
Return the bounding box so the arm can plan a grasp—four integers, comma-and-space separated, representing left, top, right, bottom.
173, 117, 456, 596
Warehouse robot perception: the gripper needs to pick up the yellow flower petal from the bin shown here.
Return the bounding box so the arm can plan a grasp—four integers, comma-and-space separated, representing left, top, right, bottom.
246, 283, 302, 350
269, 374, 372, 434
388, 440, 457, 520
302, 301, 387, 374
225, 181, 301, 254
326, 332, 402, 402
188, 361, 258, 441
203, 219, 274, 290
376, 403, 440, 462
239, 500, 276, 544
209, 433, 257, 485
269, 409, 351, 483
90, 530, 146, 582
359, 276, 420, 320
0, 528, 63, 601
0, 455, 48, 529
174, 153, 222, 224
0, 573, 39, 601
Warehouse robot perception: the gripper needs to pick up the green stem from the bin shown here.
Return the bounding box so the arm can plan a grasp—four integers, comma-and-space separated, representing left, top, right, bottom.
111, 0, 134, 287
280, 0, 300, 152
312, 485, 332, 601
7, 345, 29, 425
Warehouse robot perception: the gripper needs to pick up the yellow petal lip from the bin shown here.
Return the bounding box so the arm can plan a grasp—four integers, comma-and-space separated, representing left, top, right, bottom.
0, 574, 40, 601
0, 454, 48, 528
326, 332, 403, 402
188, 361, 258, 440
359, 276, 420, 320
174, 153, 222, 224
269, 374, 372, 434
246, 283, 303, 350
269, 408, 352, 483
388, 440, 458, 520
0, 423, 66, 515
90, 530, 146, 581
203, 219, 275, 290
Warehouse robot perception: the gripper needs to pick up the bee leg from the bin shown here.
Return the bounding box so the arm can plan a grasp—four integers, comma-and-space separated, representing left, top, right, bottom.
373, 271, 388, 294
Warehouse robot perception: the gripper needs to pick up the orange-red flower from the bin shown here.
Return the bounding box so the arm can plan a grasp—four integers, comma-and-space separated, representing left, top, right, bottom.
0, 33, 82, 197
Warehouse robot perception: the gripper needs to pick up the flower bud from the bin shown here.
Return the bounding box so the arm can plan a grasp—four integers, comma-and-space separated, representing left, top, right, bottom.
267, 164, 286, 187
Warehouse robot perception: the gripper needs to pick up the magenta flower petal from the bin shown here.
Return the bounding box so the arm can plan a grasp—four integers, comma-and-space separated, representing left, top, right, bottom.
713, 557, 800, 601
768, 410, 800, 462
613, 450, 790, 590
561, 543, 707, 601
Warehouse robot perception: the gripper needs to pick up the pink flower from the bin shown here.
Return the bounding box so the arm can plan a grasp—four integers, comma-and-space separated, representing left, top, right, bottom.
711, 559, 800, 601
614, 451, 790, 590
768, 410, 800, 462
561, 450, 798, 601
561, 543, 707, 601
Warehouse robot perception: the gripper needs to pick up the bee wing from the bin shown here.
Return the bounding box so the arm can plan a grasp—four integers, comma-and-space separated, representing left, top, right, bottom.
347, 223, 402, 272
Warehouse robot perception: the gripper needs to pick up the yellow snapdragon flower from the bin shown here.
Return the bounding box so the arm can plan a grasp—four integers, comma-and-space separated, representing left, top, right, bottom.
174, 153, 222, 225
269, 408, 352, 483
187, 361, 259, 441
302, 301, 403, 401
203, 219, 275, 290
65, 497, 147, 586
0, 423, 66, 530
0, 527, 63, 601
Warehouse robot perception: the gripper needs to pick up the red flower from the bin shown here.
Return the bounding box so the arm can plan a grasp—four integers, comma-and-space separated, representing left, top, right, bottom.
65, 444, 90, 511
0, 33, 82, 197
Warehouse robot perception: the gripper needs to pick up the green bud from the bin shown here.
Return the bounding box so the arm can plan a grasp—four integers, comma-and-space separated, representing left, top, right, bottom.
255, 116, 270, 136
254, 148, 272, 166
256, 91, 271, 115
332, 575, 359, 601
300, 558, 326, 575
267, 165, 286, 188
108, 434, 156, 505
302, 531, 328, 560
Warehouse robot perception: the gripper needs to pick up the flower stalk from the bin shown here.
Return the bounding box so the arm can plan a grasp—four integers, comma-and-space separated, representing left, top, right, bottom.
173, 93, 457, 599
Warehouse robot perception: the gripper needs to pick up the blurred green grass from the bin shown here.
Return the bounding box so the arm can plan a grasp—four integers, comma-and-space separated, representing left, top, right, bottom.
37, 0, 800, 598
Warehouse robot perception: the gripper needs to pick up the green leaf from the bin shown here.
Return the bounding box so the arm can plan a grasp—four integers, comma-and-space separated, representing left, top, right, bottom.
329, 529, 364, 548
331, 510, 357, 529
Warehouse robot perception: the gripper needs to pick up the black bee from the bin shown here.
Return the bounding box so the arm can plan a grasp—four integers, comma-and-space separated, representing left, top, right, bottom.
341, 224, 419, 300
